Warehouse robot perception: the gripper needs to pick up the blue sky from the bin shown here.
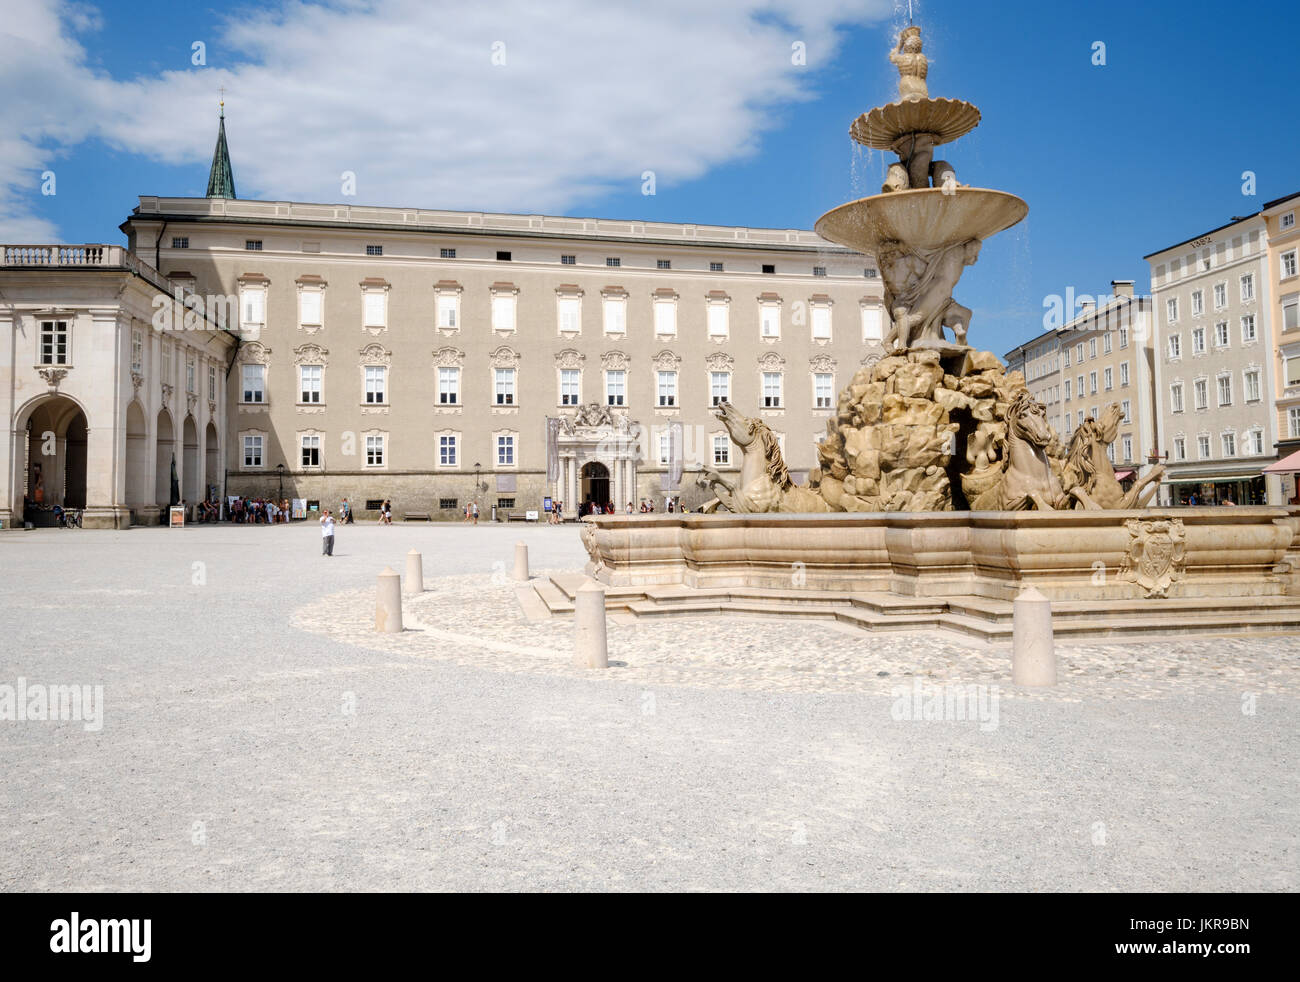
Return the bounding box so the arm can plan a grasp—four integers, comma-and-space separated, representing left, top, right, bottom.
8, 0, 1299, 357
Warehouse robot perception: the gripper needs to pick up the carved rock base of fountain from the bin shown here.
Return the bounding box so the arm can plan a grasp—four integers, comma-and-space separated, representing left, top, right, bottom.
811, 348, 1025, 513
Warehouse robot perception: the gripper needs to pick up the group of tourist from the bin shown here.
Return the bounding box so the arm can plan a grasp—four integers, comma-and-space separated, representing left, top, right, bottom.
461, 501, 479, 524
226, 496, 290, 524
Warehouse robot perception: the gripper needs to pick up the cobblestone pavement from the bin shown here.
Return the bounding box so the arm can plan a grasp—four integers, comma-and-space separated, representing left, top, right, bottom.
1, 523, 1296, 891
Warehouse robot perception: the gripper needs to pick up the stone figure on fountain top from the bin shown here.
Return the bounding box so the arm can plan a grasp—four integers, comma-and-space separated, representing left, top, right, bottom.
890, 25, 929, 101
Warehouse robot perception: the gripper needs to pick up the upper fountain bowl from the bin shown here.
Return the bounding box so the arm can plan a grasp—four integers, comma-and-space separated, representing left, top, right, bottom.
815, 187, 1028, 254
850, 97, 981, 150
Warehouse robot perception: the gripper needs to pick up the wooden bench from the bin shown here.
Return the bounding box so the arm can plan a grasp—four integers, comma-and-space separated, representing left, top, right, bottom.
401, 512, 431, 522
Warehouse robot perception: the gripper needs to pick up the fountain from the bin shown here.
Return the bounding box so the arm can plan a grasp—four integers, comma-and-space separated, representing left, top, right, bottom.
525, 24, 1300, 640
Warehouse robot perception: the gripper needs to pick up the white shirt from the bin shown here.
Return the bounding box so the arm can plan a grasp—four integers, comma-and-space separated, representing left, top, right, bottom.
321, 516, 335, 537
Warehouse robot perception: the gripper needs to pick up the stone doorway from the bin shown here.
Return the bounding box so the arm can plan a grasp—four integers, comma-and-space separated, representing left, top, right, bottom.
582, 461, 610, 510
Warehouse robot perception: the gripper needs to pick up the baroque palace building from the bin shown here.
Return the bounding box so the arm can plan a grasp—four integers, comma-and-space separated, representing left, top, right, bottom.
3, 113, 887, 525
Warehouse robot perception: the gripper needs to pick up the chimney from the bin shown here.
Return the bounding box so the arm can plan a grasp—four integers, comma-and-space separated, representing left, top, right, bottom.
1079, 299, 1095, 314
1111, 279, 1135, 298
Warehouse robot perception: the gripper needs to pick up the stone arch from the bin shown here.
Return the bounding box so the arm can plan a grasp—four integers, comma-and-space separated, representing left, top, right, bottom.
205, 420, 220, 497
13, 393, 91, 514
155, 407, 176, 505
125, 400, 150, 508
182, 415, 200, 505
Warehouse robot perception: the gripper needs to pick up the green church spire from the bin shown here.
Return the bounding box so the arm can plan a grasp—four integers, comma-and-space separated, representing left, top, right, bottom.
206, 99, 236, 199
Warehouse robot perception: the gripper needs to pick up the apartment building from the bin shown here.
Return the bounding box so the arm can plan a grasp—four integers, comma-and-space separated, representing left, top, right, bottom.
1263, 192, 1300, 499
1003, 331, 1062, 434
1146, 212, 1278, 505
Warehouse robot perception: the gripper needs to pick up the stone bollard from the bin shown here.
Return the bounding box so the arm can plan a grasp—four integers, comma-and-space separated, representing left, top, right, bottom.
512, 540, 530, 581
573, 579, 609, 669
375, 567, 403, 634
405, 549, 424, 595
1012, 585, 1055, 686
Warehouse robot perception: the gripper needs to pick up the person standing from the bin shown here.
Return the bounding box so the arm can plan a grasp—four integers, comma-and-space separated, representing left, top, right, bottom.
471, 500, 480, 525
320, 509, 335, 556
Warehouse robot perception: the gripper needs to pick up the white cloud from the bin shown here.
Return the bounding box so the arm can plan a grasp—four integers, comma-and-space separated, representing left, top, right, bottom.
0, 0, 890, 240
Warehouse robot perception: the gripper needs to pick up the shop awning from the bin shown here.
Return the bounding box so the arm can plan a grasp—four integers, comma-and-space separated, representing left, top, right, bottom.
1166, 474, 1264, 483
1263, 449, 1300, 473
1113, 470, 1134, 480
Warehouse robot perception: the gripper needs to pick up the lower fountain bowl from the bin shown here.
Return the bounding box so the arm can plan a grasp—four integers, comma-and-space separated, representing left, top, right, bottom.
815, 187, 1028, 254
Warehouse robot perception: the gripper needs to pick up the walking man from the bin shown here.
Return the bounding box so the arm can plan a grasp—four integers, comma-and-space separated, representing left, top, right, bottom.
320, 508, 335, 556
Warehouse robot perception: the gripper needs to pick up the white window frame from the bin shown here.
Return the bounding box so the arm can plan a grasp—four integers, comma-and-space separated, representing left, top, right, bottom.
491, 293, 517, 333
300, 433, 321, 469
603, 296, 627, 335
438, 433, 458, 468
364, 365, 387, 405
362, 288, 387, 330
813, 372, 834, 409
606, 370, 626, 407
656, 370, 678, 408
299, 287, 323, 329
560, 368, 581, 407
761, 371, 783, 409
364, 433, 386, 468
242, 433, 264, 469
861, 305, 883, 343
438, 366, 460, 406
653, 298, 677, 338
241, 363, 265, 404
494, 367, 516, 406
299, 363, 322, 404
810, 303, 832, 341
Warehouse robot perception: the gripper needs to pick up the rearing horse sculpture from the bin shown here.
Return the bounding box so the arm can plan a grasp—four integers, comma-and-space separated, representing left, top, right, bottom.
1063, 404, 1164, 509
699, 401, 830, 513
969, 391, 1080, 511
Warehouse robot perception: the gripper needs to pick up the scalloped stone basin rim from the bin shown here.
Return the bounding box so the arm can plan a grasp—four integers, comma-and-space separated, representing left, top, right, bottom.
815, 187, 1028, 254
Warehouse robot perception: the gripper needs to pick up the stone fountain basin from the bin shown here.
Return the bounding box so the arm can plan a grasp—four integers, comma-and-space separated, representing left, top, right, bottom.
815, 187, 1028, 253
581, 508, 1298, 603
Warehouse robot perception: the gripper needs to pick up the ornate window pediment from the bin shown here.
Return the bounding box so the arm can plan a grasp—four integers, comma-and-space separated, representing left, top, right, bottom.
651, 349, 681, 371
491, 345, 520, 369
238, 341, 272, 365
293, 343, 328, 366
359, 342, 392, 366
810, 354, 837, 373
758, 351, 787, 370
555, 348, 586, 370
705, 352, 734, 371
600, 350, 630, 371
434, 346, 466, 368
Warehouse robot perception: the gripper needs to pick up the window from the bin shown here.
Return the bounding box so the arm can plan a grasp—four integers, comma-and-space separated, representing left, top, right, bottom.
1193, 378, 1208, 411
172, 236, 189, 249
712, 435, 730, 465
1122, 435, 1132, 462
1174, 437, 1186, 461
1076, 375, 1084, 396
439, 435, 457, 466
300, 289, 322, 328
497, 497, 515, 510
1283, 212, 1296, 231
1063, 348, 1070, 367
1283, 250, 1298, 279
1215, 321, 1229, 347
162, 343, 172, 382
1289, 356, 1300, 388
1222, 433, 1236, 457
1291, 407, 1300, 439
814, 373, 833, 409
491, 294, 516, 332
811, 305, 832, 340
1064, 379, 1072, 401
560, 254, 576, 265
813, 266, 827, 277
1119, 327, 1129, 349
708, 302, 730, 338
862, 306, 883, 342
1242, 313, 1257, 341
497, 434, 515, 466
656, 371, 677, 407
208, 364, 217, 401
494, 368, 516, 405
1191, 290, 1203, 316
185, 357, 196, 394
1244, 369, 1261, 402
365, 434, 385, 467
1103, 333, 1112, 354
709, 262, 724, 272
1198, 435, 1210, 458
438, 366, 459, 405
131, 328, 143, 373
1214, 283, 1226, 309
1191, 327, 1205, 354
1249, 429, 1264, 455
1284, 301, 1300, 334
1088, 371, 1097, 394
366, 244, 383, 256
436, 294, 458, 329
439, 498, 458, 510
657, 259, 671, 270
1119, 361, 1129, 387
1217, 375, 1232, 406
603, 297, 626, 334
363, 290, 386, 329
1121, 399, 1131, 423
496, 251, 512, 262
1166, 298, 1178, 323
605, 257, 620, 267
606, 370, 625, 406
364, 365, 386, 404
440, 247, 456, 259
1106, 442, 1115, 464
300, 364, 322, 403
241, 289, 265, 331
557, 296, 580, 334
1241, 274, 1254, 301
1089, 338, 1097, 359
301, 434, 320, 467
1076, 342, 1084, 362
242, 364, 265, 403
654, 299, 677, 337
759, 305, 779, 338
864, 267, 878, 278
243, 434, 263, 467
1170, 382, 1184, 413
1103, 367, 1112, 391
710, 372, 730, 406
560, 368, 580, 406
1167, 334, 1181, 359
762, 372, 783, 408
245, 240, 262, 251
761, 264, 775, 274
